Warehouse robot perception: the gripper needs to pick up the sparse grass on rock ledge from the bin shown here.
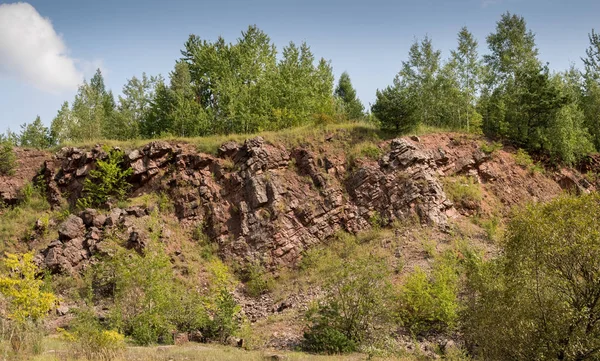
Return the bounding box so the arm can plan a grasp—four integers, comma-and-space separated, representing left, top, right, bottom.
56, 122, 384, 155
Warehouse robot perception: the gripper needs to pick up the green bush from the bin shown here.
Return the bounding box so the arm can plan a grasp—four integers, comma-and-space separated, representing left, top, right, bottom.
62, 309, 125, 361
398, 253, 460, 335
203, 288, 241, 343
0, 253, 56, 357
514, 148, 534, 168
242, 262, 275, 298
90, 237, 241, 346
464, 193, 600, 360
89, 239, 202, 345
104, 246, 176, 345
443, 176, 482, 209
479, 141, 503, 155
77, 148, 133, 209
302, 321, 357, 354
0, 141, 16, 176
513, 148, 543, 173
302, 255, 393, 353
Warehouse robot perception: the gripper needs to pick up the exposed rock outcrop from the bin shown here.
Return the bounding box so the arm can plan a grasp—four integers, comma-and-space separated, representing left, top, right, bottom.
0, 148, 50, 205
23, 133, 594, 271
37, 207, 150, 273
33, 137, 457, 269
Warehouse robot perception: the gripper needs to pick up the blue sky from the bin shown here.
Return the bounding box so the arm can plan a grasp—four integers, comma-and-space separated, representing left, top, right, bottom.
1, 0, 599, 134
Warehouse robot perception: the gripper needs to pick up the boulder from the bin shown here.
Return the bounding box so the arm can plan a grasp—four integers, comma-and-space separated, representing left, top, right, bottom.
58, 215, 85, 240
79, 208, 98, 227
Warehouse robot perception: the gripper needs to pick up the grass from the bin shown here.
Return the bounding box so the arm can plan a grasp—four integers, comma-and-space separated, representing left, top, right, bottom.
56, 122, 383, 155
27, 338, 421, 361
347, 141, 382, 167
408, 124, 472, 137
0, 183, 64, 254
443, 176, 482, 207
513, 148, 544, 174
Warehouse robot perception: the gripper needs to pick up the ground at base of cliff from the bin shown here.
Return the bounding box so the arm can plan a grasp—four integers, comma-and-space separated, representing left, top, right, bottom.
25, 337, 434, 361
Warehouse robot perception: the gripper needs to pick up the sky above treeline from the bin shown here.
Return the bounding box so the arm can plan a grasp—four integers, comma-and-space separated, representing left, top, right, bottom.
0, 0, 599, 134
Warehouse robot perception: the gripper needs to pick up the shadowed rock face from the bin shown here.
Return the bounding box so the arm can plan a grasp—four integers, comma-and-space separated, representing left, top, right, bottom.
0, 148, 51, 205
36, 136, 455, 270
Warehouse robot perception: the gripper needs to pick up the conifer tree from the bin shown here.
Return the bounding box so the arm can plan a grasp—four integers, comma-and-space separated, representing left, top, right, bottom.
335, 72, 364, 120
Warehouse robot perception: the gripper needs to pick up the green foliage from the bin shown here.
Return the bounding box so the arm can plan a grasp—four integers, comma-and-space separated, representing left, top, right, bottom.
480, 13, 593, 163
0, 140, 16, 176
513, 148, 533, 167
302, 254, 394, 353
61, 309, 125, 361
474, 215, 504, 243
465, 193, 600, 360
582, 29, 600, 149
479, 141, 503, 155
398, 253, 460, 335
101, 245, 177, 345
443, 176, 482, 208
0, 252, 56, 325
368, 211, 385, 230
302, 319, 357, 354
371, 85, 418, 133
89, 235, 240, 346
51, 69, 116, 143
0, 252, 56, 356
18, 116, 52, 149
335, 72, 365, 120
77, 148, 133, 209
143, 25, 337, 137
449, 27, 483, 132
513, 148, 544, 173
204, 288, 241, 343
242, 262, 275, 298
0, 182, 52, 254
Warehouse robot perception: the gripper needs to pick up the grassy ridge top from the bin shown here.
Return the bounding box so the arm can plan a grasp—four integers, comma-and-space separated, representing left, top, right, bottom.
55, 122, 464, 155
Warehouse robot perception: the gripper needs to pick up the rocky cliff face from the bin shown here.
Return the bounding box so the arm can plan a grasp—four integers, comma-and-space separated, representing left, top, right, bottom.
3, 131, 593, 273
37, 135, 457, 271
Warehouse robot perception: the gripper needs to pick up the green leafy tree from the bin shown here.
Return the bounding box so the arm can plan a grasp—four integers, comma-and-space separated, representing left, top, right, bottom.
398, 253, 460, 335
144, 63, 206, 137
465, 193, 600, 360
106, 73, 161, 140
334, 72, 364, 120
482, 13, 541, 137
69, 69, 115, 141
449, 27, 482, 131
179, 25, 336, 135
582, 29, 600, 150
484, 12, 540, 87
50, 102, 73, 145
18, 116, 52, 149
479, 13, 591, 163
545, 72, 594, 164
397, 36, 442, 126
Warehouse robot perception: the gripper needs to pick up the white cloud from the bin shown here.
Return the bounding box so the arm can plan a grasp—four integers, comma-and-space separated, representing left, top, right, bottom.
0, 2, 84, 93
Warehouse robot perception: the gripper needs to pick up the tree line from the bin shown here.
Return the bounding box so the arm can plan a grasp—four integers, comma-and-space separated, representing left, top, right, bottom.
373, 12, 600, 164
4, 13, 600, 164
1, 25, 364, 146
